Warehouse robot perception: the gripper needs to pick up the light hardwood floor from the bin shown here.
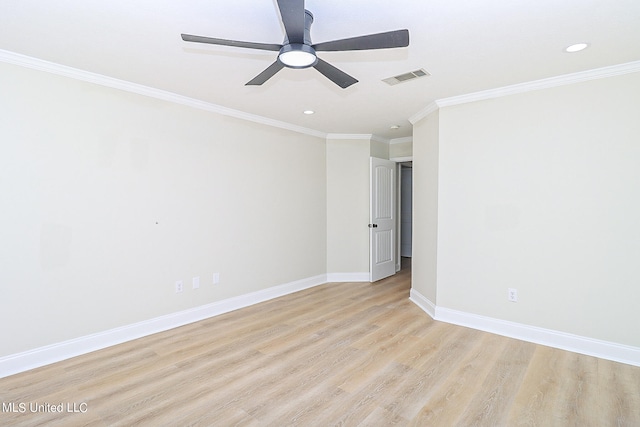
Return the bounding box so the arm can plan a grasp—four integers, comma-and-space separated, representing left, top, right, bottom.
1, 261, 639, 426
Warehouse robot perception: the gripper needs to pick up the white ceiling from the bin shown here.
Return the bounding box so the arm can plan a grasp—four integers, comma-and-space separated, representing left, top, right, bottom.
1, 0, 639, 139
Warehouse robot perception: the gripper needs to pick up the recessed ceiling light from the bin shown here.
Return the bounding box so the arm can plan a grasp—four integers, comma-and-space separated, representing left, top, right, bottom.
565, 43, 589, 53
390, 125, 401, 130
303, 110, 315, 115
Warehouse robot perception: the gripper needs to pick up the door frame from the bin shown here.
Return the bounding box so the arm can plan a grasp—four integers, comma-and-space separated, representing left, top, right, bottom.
390, 156, 413, 274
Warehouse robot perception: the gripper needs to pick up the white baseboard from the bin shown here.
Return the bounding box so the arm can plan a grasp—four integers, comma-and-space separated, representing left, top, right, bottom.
0, 274, 327, 379
410, 289, 640, 367
326, 272, 370, 283
409, 289, 436, 318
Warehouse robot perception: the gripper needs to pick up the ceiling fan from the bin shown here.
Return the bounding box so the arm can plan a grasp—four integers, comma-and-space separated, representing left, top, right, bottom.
181, 0, 409, 89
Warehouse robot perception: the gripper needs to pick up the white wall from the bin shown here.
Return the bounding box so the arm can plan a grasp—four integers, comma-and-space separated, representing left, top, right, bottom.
0, 62, 327, 357
370, 139, 390, 159
390, 140, 413, 159
420, 72, 640, 347
412, 111, 439, 304
326, 138, 370, 275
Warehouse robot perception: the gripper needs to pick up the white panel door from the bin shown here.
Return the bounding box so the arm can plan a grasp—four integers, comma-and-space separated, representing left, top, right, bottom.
370, 157, 396, 282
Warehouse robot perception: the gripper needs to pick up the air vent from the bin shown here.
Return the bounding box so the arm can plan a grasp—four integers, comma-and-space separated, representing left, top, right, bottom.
382, 69, 430, 86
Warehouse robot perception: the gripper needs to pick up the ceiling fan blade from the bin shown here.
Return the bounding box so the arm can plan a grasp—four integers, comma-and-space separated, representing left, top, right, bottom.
313, 58, 358, 89
181, 34, 282, 51
276, 0, 305, 44
313, 29, 409, 52
245, 61, 285, 86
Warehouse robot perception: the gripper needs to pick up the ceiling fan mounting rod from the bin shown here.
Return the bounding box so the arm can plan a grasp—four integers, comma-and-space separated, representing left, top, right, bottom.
303, 9, 314, 45
278, 9, 317, 69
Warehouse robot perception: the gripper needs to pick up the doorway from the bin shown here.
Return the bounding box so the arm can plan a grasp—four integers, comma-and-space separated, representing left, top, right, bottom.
368, 157, 413, 281
400, 163, 413, 258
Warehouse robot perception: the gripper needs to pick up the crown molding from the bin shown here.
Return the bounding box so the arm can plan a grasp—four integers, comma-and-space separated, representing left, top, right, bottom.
326, 133, 399, 144
370, 134, 391, 144
438, 60, 640, 108
410, 60, 640, 124
0, 49, 327, 140
409, 101, 439, 125
326, 133, 373, 141
389, 136, 413, 145
6, 49, 639, 139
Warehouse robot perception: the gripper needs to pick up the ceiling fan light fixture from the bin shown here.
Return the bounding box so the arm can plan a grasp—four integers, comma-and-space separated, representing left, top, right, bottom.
278, 44, 317, 69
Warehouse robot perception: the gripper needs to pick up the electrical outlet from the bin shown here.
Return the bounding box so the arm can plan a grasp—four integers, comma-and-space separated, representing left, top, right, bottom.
213, 272, 220, 285
508, 288, 518, 302
192, 276, 200, 289
175, 280, 184, 293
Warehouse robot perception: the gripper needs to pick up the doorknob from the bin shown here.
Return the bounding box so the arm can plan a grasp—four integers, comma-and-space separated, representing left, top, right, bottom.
368, 224, 378, 228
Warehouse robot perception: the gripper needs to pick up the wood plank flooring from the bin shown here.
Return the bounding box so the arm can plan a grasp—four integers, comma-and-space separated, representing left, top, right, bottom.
1, 261, 639, 426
